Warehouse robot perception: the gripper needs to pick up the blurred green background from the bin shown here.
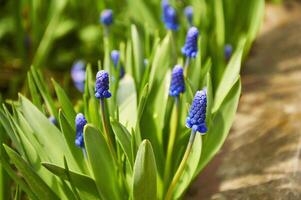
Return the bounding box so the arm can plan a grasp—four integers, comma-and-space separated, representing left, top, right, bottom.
0, 0, 264, 99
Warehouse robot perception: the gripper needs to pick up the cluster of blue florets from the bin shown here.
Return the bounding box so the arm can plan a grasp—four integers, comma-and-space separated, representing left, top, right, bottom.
182, 26, 199, 58
186, 89, 207, 134
169, 65, 185, 97
162, 1, 178, 30
95, 70, 112, 99
75, 113, 87, 148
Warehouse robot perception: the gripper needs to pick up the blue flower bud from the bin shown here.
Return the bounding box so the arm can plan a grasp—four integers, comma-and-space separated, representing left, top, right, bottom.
169, 65, 185, 97
144, 58, 149, 67
184, 6, 193, 25
75, 113, 87, 148
181, 26, 199, 58
186, 89, 207, 134
111, 50, 125, 79
224, 44, 232, 60
48, 116, 57, 125
95, 70, 112, 99
162, 1, 179, 31
71, 60, 86, 92
111, 50, 120, 67
100, 9, 113, 26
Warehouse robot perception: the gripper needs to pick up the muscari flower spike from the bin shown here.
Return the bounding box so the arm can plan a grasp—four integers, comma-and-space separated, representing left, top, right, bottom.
162, 0, 179, 31
186, 88, 207, 134
71, 60, 86, 92
100, 9, 113, 26
224, 44, 232, 60
95, 70, 112, 99
75, 113, 87, 148
169, 65, 185, 97
182, 26, 199, 58
184, 6, 193, 25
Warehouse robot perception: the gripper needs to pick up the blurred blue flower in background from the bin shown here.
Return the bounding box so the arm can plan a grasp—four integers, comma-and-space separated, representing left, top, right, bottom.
71, 60, 86, 93
225, 44, 233, 60
182, 26, 199, 58
111, 50, 125, 78
184, 6, 193, 26
162, 0, 178, 30
100, 9, 113, 26
48, 116, 57, 125
169, 65, 185, 97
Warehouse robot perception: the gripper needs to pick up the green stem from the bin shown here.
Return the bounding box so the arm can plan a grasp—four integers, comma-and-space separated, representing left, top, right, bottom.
184, 57, 190, 77
163, 97, 179, 188
100, 100, 129, 194
100, 99, 115, 159
165, 130, 196, 200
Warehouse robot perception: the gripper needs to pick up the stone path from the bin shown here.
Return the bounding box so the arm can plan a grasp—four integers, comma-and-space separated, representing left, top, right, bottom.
186, 1, 301, 199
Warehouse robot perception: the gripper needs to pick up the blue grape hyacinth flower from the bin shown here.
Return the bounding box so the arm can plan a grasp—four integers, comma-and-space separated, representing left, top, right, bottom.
71, 60, 86, 92
95, 70, 112, 99
111, 50, 125, 78
48, 116, 57, 125
100, 9, 113, 26
75, 113, 87, 148
184, 6, 193, 26
182, 26, 199, 58
169, 65, 185, 97
224, 44, 232, 60
186, 89, 207, 134
162, 0, 178, 30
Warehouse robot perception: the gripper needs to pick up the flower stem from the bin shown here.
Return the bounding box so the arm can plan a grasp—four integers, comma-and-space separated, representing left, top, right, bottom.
184, 57, 190, 77
165, 129, 196, 200
164, 97, 179, 188
100, 99, 116, 158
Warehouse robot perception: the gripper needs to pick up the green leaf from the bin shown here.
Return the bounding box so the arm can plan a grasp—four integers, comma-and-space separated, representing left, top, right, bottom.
212, 38, 245, 112
133, 140, 157, 200
127, 0, 158, 31
110, 118, 133, 168
206, 73, 213, 125
0, 109, 22, 153
149, 33, 172, 89
117, 75, 137, 130
19, 95, 79, 170
58, 110, 87, 172
42, 162, 100, 200
137, 83, 149, 124
52, 79, 76, 127
30, 67, 57, 118
195, 78, 241, 176
3, 145, 59, 200
0, 151, 37, 200
84, 124, 121, 200
174, 134, 202, 199
131, 25, 144, 85
27, 72, 42, 111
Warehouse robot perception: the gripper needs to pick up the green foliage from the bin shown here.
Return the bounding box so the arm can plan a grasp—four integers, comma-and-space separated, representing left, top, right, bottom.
0, 0, 264, 199
133, 140, 157, 200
